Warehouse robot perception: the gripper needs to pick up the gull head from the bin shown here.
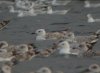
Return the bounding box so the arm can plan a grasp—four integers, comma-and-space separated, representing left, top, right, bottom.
16, 44, 28, 53
87, 14, 95, 23
36, 67, 52, 73
35, 29, 46, 40
58, 41, 70, 49
1, 63, 12, 73
65, 32, 75, 42
79, 42, 88, 51
0, 41, 8, 49
0, 49, 7, 55
36, 29, 46, 36
58, 41, 71, 55
89, 64, 100, 73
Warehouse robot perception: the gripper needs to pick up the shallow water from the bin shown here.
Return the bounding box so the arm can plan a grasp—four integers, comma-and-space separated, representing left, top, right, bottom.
0, 0, 100, 73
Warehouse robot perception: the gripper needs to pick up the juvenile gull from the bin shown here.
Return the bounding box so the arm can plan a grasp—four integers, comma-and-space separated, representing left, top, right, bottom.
36, 67, 52, 73
65, 30, 100, 49
15, 44, 29, 54
89, 64, 100, 73
0, 62, 12, 73
39, 43, 58, 57
80, 64, 100, 73
0, 19, 10, 30
13, 44, 40, 62
0, 49, 14, 62
0, 41, 8, 49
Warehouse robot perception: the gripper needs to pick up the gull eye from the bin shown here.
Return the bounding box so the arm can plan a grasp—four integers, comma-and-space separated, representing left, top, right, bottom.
42, 70, 46, 72
92, 66, 97, 69
72, 47, 76, 49
79, 45, 83, 47
38, 30, 41, 32
61, 43, 65, 46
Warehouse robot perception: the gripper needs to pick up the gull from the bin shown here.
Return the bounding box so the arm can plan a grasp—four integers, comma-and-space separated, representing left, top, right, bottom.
57, 40, 94, 57
0, 41, 8, 49
9, 5, 36, 16
36, 67, 52, 73
84, 0, 100, 8
0, 19, 10, 30
13, 44, 40, 62
65, 29, 100, 49
0, 49, 14, 62
32, 5, 69, 15
15, 0, 33, 10
36, 67, 64, 73
35, 29, 71, 40
57, 41, 71, 55
15, 44, 29, 54
17, 8, 37, 17
80, 64, 100, 73
8, 5, 21, 13
84, 0, 91, 8
82, 49, 100, 57
0, 62, 12, 73
89, 64, 100, 73
47, 6, 70, 15
87, 14, 100, 23
40, 43, 58, 57
51, 0, 71, 6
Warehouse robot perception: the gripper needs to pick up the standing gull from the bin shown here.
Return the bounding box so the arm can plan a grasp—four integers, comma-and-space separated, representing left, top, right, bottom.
84, 0, 100, 8
87, 14, 100, 23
